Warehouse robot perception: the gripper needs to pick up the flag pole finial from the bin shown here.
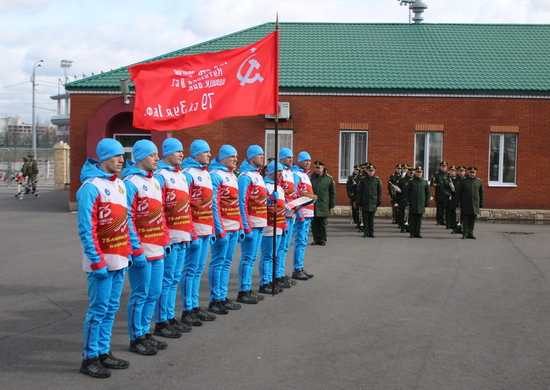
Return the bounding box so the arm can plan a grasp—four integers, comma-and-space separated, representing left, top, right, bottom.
276, 12, 279, 31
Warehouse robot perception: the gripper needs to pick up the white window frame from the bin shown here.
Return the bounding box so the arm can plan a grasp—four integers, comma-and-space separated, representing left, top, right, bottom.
488, 133, 517, 187
338, 130, 368, 183
265, 129, 293, 160
414, 132, 443, 182
113, 133, 151, 162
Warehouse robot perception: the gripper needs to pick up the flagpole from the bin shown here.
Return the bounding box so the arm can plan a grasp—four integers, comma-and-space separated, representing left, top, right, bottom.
271, 16, 280, 296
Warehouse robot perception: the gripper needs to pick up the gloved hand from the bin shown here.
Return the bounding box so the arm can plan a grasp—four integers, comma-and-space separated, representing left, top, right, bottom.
215, 235, 227, 245
164, 244, 173, 255
210, 235, 217, 244
269, 191, 280, 202
283, 229, 289, 237
132, 253, 147, 268
237, 230, 245, 242
190, 239, 200, 250
92, 267, 108, 279
244, 231, 254, 241
127, 255, 133, 267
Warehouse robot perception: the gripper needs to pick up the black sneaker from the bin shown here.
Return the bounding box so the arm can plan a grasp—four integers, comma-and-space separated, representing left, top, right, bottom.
276, 276, 292, 289
195, 307, 217, 321
181, 310, 202, 327
145, 333, 167, 350
222, 298, 241, 310
237, 290, 258, 304
284, 275, 298, 286
302, 269, 314, 279
169, 318, 192, 333
98, 352, 129, 370
291, 269, 309, 280
248, 290, 264, 301
258, 282, 283, 294
129, 335, 157, 356
80, 356, 111, 378
154, 321, 182, 338
208, 300, 228, 315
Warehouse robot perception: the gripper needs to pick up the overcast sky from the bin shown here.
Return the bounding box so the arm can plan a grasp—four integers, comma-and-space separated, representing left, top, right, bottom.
1, 0, 548, 124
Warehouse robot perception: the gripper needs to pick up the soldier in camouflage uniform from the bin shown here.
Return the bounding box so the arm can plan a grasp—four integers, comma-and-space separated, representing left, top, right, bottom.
406, 166, 431, 238
455, 166, 484, 239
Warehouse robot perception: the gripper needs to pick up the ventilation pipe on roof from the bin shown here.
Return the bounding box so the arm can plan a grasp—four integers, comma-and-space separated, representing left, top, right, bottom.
398, 0, 428, 23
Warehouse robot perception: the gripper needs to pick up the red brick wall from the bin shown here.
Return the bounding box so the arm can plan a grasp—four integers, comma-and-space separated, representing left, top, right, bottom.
70, 93, 550, 210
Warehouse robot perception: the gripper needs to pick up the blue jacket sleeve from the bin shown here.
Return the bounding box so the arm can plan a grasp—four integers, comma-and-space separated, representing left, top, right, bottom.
76, 183, 106, 268
237, 174, 253, 232
210, 172, 226, 238
124, 180, 144, 257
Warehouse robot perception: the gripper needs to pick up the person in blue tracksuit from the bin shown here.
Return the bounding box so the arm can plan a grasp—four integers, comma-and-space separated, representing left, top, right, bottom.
180, 140, 217, 327
77, 138, 135, 378
124, 140, 171, 356
152, 138, 195, 338
237, 145, 268, 304
208, 145, 244, 314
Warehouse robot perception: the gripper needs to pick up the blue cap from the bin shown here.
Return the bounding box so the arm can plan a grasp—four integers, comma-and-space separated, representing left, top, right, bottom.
190, 139, 210, 158
268, 161, 284, 175
247, 145, 264, 160
279, 148, 293, 159
219, 144, 238, 161
297, 151, 311, 163
96, 138, 124, 163
162, 138, 183, 157
133, 139, 158, 163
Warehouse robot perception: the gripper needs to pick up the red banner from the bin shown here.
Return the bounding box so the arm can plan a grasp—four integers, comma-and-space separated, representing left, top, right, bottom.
128, 31, 279, 131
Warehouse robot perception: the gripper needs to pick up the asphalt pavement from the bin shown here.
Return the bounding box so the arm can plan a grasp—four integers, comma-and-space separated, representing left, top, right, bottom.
1, 186, 550, 390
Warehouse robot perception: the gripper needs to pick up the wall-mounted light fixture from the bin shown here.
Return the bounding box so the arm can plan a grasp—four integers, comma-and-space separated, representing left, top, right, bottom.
120, 79, 130, 104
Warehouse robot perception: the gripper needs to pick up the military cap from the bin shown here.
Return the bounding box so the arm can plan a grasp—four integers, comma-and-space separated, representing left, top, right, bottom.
457, 165, 466, 171
440, 161, 448, 166
448, 165, 457, 171
407, 165, 415, 171
395, 164, 401, 168
366, 163, 376, 170
415, 166, 424, 172
28, 154, 34, 158
314, 161, 325, 168
402, 163, 410, 168
354, 164, 359, 169
467, 166, 478, 172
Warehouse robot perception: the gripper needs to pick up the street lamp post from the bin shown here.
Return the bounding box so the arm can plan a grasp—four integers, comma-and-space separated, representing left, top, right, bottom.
31, 60, 44, 157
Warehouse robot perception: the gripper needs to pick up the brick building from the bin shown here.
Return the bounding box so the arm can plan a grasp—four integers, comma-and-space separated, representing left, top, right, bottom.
65, 22, 550, 211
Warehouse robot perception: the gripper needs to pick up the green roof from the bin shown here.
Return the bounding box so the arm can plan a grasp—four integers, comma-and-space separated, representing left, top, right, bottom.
65, 22, 550, 95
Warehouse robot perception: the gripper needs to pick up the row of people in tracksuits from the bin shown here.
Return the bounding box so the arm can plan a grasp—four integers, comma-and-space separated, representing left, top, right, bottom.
76, 137, 316, 379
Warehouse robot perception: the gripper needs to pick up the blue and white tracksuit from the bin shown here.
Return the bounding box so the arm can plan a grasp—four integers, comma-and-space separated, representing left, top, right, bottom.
181, 157, 215, 311
276, 164, 297, 278
237, 160, 268, 292
154, 161, 195, 323
259, 179, 287, 286
209, 159, 243, 302
123, 161, 170, 340
291, 165, 315, 271
77, 158, 136, 360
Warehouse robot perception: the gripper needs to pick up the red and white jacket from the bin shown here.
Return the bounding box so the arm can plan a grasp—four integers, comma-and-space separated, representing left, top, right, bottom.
182, 157, 215, 237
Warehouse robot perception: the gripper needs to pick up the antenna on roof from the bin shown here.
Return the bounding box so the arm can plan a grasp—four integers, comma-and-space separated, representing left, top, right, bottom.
397, 0, 428, 24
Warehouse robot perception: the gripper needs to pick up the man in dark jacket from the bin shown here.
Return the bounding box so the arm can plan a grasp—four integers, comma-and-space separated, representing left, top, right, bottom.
431, 161, 448, 226
310, 161, 336, 245
346, 165, 360, 227
356, 163, 382, 237
406, 167, 431, 238
455, 166, 484, 239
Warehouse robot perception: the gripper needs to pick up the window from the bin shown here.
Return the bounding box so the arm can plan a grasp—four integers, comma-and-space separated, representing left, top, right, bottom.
265, 129, 293, 160
489, 133, 517, 186
338, 131, 368, 183
113, 134, 151, 162
415, 132, 443, 181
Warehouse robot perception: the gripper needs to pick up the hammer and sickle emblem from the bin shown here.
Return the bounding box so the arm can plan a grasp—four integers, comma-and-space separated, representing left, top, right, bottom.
237, 54, 264, 86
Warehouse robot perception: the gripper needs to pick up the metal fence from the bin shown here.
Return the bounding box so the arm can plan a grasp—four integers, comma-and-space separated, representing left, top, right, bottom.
0, 148, 55, 187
